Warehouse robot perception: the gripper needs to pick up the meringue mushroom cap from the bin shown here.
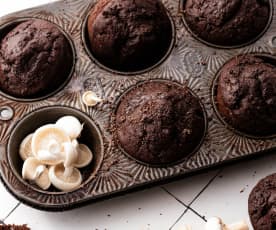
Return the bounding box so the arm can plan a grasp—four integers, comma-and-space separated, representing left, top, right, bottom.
205, 217, 223, 230
22, 157, 51, 190
19, 133, 33, 161
36, 149, 64, 166
56, 116, 83, 140
183, 226, 192, 230
82, 91, 102, 107
31, 124, 70, 158
49, 164, 82, 192
75, 144, 93, 168
22, 157, 40, 180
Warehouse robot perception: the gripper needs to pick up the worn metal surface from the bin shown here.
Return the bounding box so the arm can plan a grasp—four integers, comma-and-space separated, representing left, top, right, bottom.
0, 0, 275, 211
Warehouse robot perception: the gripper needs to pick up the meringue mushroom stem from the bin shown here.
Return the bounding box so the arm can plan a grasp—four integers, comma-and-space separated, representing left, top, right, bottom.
33, 165, 46, 180
63, 142, 78, 169
64, 166, 74, 178
48, 139, 61, 154
72, 139, 79, 148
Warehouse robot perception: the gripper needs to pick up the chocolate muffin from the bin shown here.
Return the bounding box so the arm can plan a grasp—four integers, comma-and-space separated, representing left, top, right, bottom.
216, 55, 276, 136
115, 81, 206, 165
248, 173, 276, 230
0, 224, 30, 230
87, 0, 172, 72
184, 0, 270, 46
0, 19, 73, 98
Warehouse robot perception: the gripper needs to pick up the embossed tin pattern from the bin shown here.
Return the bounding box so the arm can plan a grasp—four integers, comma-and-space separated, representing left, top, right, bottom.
0, 0, 276, 211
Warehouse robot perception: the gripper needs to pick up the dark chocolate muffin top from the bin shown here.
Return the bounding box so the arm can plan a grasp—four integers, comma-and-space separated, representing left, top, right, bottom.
87, 0, 172, 72
184, 0, 270, 46
115, 81, 206, 165
249, 173, 276, 230
216, 55, 276, 136
0, 19, 73, 98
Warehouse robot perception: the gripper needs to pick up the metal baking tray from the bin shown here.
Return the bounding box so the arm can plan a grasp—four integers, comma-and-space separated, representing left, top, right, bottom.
0, 0, 276, 211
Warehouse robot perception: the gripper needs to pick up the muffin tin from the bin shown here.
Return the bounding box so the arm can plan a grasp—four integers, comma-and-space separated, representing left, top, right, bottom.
0, 0, 276, 211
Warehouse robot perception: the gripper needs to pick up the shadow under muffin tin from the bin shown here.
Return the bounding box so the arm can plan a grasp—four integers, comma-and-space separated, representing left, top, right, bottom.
0, 0, 276, 211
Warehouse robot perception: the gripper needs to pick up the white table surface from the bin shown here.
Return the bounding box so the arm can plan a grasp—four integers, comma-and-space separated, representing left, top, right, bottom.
0, 1, 275, 230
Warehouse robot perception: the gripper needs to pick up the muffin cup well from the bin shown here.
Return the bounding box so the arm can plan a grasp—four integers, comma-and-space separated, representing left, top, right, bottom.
0, 17, 76, 102
179, 0, 273, 49
112, 79, 208, 168
81, 6, 176, 75
211, 54, 276, 139
7, 106, 104, 194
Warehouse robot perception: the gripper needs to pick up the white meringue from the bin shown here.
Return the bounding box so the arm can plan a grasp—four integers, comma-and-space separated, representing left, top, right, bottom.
82, 91, 102, 107
56, 116, 83, 140
22, 157, 51, 190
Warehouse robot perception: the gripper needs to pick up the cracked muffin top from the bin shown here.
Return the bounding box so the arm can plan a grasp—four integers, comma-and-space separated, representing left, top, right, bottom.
249, 173, 276, 230
216, 55, 276, 136
184, 0, 270, 46
0, 19, 73, 98
87, 0, 172, 72
115, 81, 206, 165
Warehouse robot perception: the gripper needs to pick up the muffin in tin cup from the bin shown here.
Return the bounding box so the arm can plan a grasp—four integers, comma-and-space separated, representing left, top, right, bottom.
0, 18, 75, 101
83, 0, 175, 75
182, 0, 272, 48
113, 80, 207, 167
212, 54, 276, 138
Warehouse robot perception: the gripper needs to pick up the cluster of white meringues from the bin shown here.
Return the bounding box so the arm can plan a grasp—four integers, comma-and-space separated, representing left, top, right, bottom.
20, 116, 93, 192
182, 217, 249, 230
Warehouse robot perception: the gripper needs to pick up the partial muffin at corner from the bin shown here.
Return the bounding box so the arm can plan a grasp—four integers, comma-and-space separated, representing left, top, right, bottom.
87, 0, 173, 72
184, 0, 270, 46
115, 81, 206, 165
248, 173, 276, 230
216, 55, 276, 136
0, 19, 73, 98
0, 224, 30, 230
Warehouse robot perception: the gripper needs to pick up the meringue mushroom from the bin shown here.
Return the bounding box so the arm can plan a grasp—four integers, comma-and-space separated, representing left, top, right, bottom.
227, 221, 249, 230
205, 217, 223, 230
19, 133, 33, 161
47, 141, 84, 192
49, 164, 82, 192
31, 124, 69, 165
205, 217, 249, 230
82, 91, 102, 107
72, 140, 93, 168
36, 149, 64, 166
20, 115, 94, 192
181, 225, 192, 230
22, 157, 51, 190
56, 116, 83, 140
